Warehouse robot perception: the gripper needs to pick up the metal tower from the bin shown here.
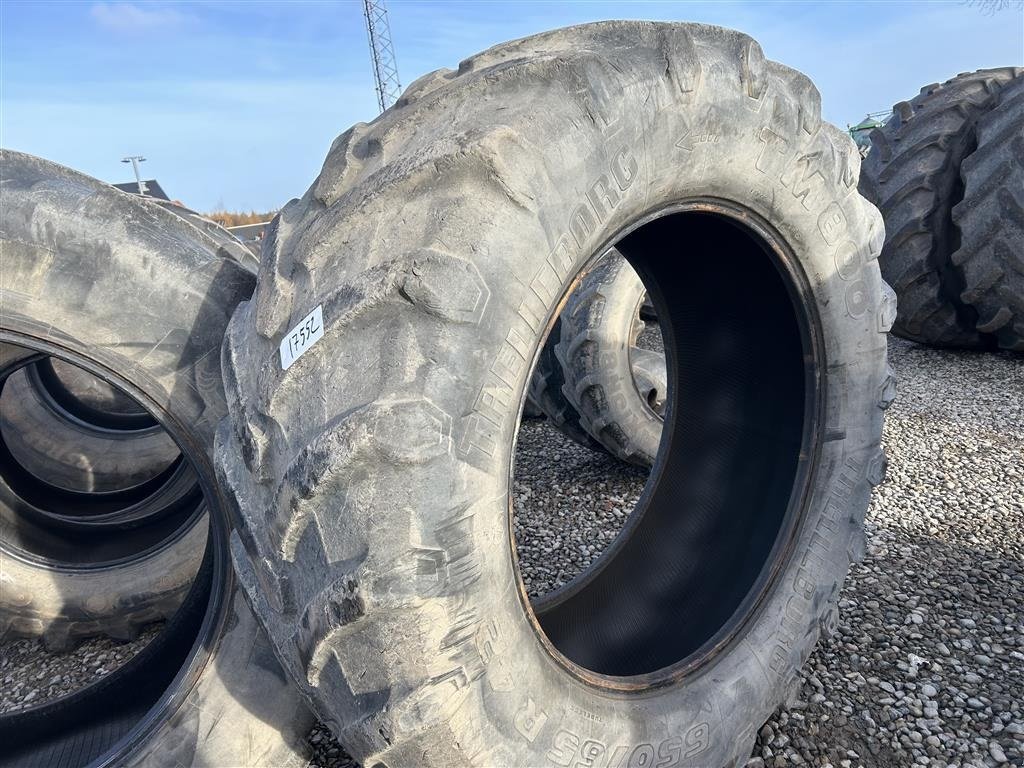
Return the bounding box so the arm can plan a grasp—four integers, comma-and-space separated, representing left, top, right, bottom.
363, 0, 401, 113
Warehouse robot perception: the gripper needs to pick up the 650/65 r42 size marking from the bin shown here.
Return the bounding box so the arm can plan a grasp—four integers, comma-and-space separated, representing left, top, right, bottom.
280, 304, 324, 370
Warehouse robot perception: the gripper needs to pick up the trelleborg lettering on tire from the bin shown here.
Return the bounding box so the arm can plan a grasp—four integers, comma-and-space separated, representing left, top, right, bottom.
460, 148, 637, 467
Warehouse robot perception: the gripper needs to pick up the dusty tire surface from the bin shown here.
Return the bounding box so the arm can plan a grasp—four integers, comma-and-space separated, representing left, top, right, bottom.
219, 22, 892, 768
557, 250, 665, 466
149, 198, 261, 271
952, 74, 1024, 352
0, 150, 310, 765
859, 68, 1022, 348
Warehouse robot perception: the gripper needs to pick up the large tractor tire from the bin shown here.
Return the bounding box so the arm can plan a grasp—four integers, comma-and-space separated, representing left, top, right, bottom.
219, 22, 892, 768
860, 68, 1022, 348
952, 74, 1024, 352
557, 250, 666, 466
526, 320, 605, 451
0, 150, 310, 765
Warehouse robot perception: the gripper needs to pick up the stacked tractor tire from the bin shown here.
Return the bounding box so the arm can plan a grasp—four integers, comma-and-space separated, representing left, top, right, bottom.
860, 68, 1024, 351
0, 21, 1013, 768
0, 162, 311, 767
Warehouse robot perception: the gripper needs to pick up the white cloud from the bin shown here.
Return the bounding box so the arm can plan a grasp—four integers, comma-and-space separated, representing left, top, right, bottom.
90, 2, 191, 33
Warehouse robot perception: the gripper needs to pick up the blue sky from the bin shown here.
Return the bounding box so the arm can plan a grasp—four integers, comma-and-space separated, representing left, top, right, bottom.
2, 1, 1021, 212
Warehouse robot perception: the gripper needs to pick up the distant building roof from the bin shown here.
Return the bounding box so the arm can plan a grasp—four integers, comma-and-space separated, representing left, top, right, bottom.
112, 179, 170, 200
227, 222, 271, 241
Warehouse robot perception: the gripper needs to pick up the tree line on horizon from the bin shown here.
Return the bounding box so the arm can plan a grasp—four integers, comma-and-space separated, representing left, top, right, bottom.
205, 210, 277, 228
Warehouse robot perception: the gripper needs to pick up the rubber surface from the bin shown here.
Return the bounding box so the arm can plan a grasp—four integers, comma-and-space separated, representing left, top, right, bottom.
43, 356, 151, 421
860, 68, 1022, 348
219, 22, 893, 768
952, 74, 1024, 352
0, 362, 179, 494
149, 198, 261, 271
527, 320, 605, 452
0, 150, 310, 766
0, 344, 204, 650
556, 250, 665, 465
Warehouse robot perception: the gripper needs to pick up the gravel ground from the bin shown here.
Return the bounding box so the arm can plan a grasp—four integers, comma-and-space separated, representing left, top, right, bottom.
513, 420, 646, 598
637, 320, 665, 353
0, 623, 162, 714
746, 337, 1023, 768
2, 336, 1021, 768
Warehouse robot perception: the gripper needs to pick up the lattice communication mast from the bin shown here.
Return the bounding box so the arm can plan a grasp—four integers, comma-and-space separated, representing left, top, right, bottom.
363, 0, 401, 113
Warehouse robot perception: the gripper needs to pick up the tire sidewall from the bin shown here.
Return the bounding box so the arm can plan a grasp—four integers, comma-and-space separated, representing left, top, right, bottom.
231, 27, 888, 767
450, 91, 887, 764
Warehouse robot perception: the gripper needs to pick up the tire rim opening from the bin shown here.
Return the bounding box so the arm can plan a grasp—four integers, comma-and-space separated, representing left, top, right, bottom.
0, 341, 225, 768
0, 355, 202, 564
513, 205, 819, 684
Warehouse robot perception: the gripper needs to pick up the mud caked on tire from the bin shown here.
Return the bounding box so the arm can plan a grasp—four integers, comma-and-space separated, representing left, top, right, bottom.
859, 68, 1022, 348
952, 74, 1024, 352
0, 151, 310, 766
220, 22, 892, 768
557, 250, 667, 466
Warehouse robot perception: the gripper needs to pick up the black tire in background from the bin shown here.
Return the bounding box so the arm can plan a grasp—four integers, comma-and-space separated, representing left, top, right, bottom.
527, 321, 606, 452
0, 150, 310, 766
219, 22, 893, 768
521, 394, 544, 419
557, 250, 665, 466
952, 74, 1024, 352
860, 68, 1022, 348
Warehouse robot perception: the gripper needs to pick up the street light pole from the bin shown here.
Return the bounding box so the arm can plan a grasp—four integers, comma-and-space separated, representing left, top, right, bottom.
121, 156, 148, 195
